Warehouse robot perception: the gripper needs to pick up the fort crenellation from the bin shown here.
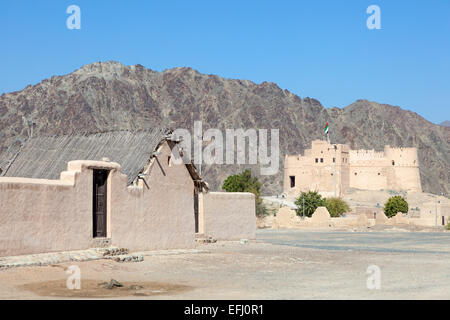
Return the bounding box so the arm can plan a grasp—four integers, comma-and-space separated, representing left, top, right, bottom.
284, 140, 422, 197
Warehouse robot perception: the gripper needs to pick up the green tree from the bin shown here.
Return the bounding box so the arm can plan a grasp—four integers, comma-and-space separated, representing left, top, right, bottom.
384, 196, 408, 218
324, 197, 350, 217
222, 169, 267, 217
295, 191, 326, 217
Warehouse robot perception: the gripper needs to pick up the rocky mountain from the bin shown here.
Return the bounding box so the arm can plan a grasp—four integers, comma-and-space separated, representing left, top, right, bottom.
0, 61, 448, 195
440, 120, 450, 127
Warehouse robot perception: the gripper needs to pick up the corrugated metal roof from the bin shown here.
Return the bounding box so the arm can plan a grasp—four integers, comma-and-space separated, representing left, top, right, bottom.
1, 129, 168, 185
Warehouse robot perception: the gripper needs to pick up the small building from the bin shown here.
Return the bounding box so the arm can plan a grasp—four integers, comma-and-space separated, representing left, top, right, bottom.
0, 129, 256, 257
284, 139, 422, 197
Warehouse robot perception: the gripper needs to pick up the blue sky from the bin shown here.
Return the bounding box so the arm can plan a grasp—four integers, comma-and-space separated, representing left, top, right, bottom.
1, 0, 449, 123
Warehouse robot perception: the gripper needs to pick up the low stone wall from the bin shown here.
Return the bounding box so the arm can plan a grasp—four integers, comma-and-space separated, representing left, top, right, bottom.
331, 214, 370, 228
270, 205, 448, 230
271, 207, 368, 229
270, 205, 449, 229
0, 161, 98, 257
201, 192, 256, 240
408, 217, 449, 227
257, 215, 275, 229
354, 206, 384, 219
272, 207, 298, 228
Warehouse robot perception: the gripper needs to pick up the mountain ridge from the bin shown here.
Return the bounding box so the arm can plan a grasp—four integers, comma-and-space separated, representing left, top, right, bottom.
440, 120, 450, 127
0, 61, 448, 195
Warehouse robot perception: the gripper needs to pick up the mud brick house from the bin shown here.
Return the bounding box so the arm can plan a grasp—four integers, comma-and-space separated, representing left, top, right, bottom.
0, 129, 256, 257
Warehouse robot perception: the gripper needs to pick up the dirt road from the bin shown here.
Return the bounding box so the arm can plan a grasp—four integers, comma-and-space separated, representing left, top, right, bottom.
0, 230, 449, 299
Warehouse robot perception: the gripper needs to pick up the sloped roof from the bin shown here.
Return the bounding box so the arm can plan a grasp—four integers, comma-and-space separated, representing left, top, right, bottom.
0, 158, 10, 174
1, 129, 169, 185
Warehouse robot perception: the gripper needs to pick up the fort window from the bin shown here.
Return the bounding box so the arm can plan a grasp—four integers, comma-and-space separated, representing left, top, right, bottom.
333, 158, 335, 163
320, 158, 323, 163
378, 173, 380, 175
354, 172, 357, 176
289, 176, 295, 188
392, 160, 395, 166
315, 158, 318, 163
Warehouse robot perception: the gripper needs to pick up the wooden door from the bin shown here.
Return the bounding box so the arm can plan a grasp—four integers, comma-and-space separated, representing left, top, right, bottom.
93, 169, 108, 238
194, 189, 199, 233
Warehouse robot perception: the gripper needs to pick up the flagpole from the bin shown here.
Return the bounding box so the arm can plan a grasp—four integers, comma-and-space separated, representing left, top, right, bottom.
325, 121, 336, 198
334, 144, 337, 198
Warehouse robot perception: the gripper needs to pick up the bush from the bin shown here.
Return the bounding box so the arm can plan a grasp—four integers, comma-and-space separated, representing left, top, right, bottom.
295, 191, 326, 217
384, 196, 408, 218
445, 222, 450, 231
222, 169, 260, 192
324, 197, 350, 217
222, 169, 268, 217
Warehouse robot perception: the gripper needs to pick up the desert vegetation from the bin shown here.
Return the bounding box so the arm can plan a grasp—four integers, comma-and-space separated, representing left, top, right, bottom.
222, 169, 268, 217
294, 191, 350, 217
384, 196, 409, 218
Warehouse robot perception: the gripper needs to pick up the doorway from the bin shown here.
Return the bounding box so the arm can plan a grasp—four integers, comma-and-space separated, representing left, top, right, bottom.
194, 189, 199, 233
93, 169, 108, 238
290, 176, 295, 188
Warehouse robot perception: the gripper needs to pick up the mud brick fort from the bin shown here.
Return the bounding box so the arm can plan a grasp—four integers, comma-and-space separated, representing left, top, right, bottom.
284, 140, 422, 197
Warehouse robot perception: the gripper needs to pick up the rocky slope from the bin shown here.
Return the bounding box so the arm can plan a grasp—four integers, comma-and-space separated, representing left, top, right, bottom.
0, 61, 448, 195
440, 120, 450, 127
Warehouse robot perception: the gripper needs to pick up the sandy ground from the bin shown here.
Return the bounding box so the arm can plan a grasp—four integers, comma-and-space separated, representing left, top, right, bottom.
0, 229, 449, 300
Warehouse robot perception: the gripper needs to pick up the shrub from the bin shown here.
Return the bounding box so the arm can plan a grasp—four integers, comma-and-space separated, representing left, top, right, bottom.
294, 191, 326, 217
445, 222, 450, 231
324, 197, 350, 217
384, 196, 408, 218
222, 169, 260, 192
222, 169, 268, 217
